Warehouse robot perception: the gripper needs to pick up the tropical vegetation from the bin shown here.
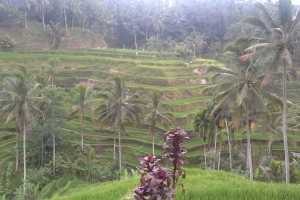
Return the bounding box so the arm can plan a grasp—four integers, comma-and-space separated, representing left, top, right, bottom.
0, 0, 300, 199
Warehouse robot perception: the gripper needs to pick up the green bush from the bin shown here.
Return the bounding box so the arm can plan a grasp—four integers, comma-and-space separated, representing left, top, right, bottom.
0, 35, 16, 52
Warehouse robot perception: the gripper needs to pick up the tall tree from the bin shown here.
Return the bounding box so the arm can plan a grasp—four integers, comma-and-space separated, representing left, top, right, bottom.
0, 66, 46, 194
242, 0, 300, 183
144, 91, 173, 156
67, 84, 95, 150
100, 10, 115, 39
152, 11, 166, 42
42, 86, 66, 176
24, 0, 36, 29
43, 59, 58, 86
184, 31, 207, 57
67, 0, 82, 29
36, 0, 52, 31
193, 108, 214, 170
48, 21, 66, 50
97, 76, 142, 171
202, 59, 275, 180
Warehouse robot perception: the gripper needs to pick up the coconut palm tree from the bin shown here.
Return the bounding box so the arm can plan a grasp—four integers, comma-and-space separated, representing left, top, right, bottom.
97, 76, 142, 171
140, 4, 152, 40
67, 0, 82, 29
193, 109, 214, 170
48, 21, 66, 50
152, 12, 166, 42
36, 0, 52, 31
259, 111, 298, 158
24, 0, 36, 29
144, 91, 173, 156
43, 59, 58, 86
241, 0, 300, 183
68, 84, 95, 150
202, 60, 275, 180
100, 10, 115, 39
0, 66, 46, 194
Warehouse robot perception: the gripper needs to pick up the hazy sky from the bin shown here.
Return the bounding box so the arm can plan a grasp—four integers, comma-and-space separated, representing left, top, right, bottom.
293, 0, 300, 4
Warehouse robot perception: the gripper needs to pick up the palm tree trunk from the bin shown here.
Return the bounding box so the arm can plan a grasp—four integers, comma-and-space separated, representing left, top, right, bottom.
246, 102, 253, 180
118, 125, 122, 171
41, 131, 44, 167
218, 136, 222, 171
213, 126, 217, 170
145, 24, 148, 40
113, 127, 116, 160
52, 111, 56, 176
64, 0, 67, 30
42, 5, 45, 31
283, 60, 290, 183
152, 135, 155, 156
134, 25, 137, 51
204, 144, 207, 170
81, 123, 83, 150
225, 119, 232, 170
15, 129, 19, 172
268, 142, 273, 157
193, 43, 196, 57
72, 13, 74, 29
23, 117, 26, 194
25, 9, 27, 29
102, 24, 107, 39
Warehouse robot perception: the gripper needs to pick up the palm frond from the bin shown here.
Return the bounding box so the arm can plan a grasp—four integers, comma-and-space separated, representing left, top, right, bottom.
242, 17, 270, 35
254, 2, 277, 29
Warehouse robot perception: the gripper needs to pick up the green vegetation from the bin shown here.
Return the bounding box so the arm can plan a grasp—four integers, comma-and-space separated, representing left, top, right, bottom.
46, 169, 300, 200
0, 0, 300, 199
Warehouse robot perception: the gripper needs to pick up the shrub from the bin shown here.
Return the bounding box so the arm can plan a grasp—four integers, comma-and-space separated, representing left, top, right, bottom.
0, 35, 16, 51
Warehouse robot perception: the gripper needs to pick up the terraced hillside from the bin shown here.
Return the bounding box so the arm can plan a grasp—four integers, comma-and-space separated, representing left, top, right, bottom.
0, 49, 299, 174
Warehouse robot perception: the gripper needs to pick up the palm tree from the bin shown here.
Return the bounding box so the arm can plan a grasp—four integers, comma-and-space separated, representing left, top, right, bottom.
68, 84, 95, 150
24, 0, 36, 29
0, 66, 46, 194
42, 86, 66, 175
36, 0, 52, 31
152, 12, 166, 42
259, 111, 298, 158
202, 60, 274, 180
184, 31, 207, 58
100, 10, 116, 39
241, 0, 300, 183
140, 5, 152, 40
67, 0, 82, 29
48, 21, 66, 50
97, 76, 142, 171
43, 59, 58, 86
144, 91, 173, 156
193, 109, 214, 170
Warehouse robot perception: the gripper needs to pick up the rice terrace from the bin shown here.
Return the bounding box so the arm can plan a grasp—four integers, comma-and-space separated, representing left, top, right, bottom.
1, 0, 300, 199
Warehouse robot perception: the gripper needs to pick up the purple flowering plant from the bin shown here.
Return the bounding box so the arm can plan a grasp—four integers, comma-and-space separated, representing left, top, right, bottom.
131, 128, 189, 200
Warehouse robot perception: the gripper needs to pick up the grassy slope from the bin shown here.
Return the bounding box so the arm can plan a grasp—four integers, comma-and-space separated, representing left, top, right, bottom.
44, 169, 300, 200
0, 22, 106, 50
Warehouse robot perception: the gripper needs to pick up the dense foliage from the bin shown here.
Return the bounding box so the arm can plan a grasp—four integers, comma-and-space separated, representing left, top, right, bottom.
0, 0, 300, 199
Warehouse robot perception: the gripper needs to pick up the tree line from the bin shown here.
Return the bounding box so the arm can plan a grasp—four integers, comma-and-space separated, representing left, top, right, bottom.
0, 0, 274, 55
194, 0, 300, 184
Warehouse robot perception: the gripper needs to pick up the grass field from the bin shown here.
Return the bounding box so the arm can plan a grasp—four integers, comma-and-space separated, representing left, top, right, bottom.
43, 169, 300, 200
